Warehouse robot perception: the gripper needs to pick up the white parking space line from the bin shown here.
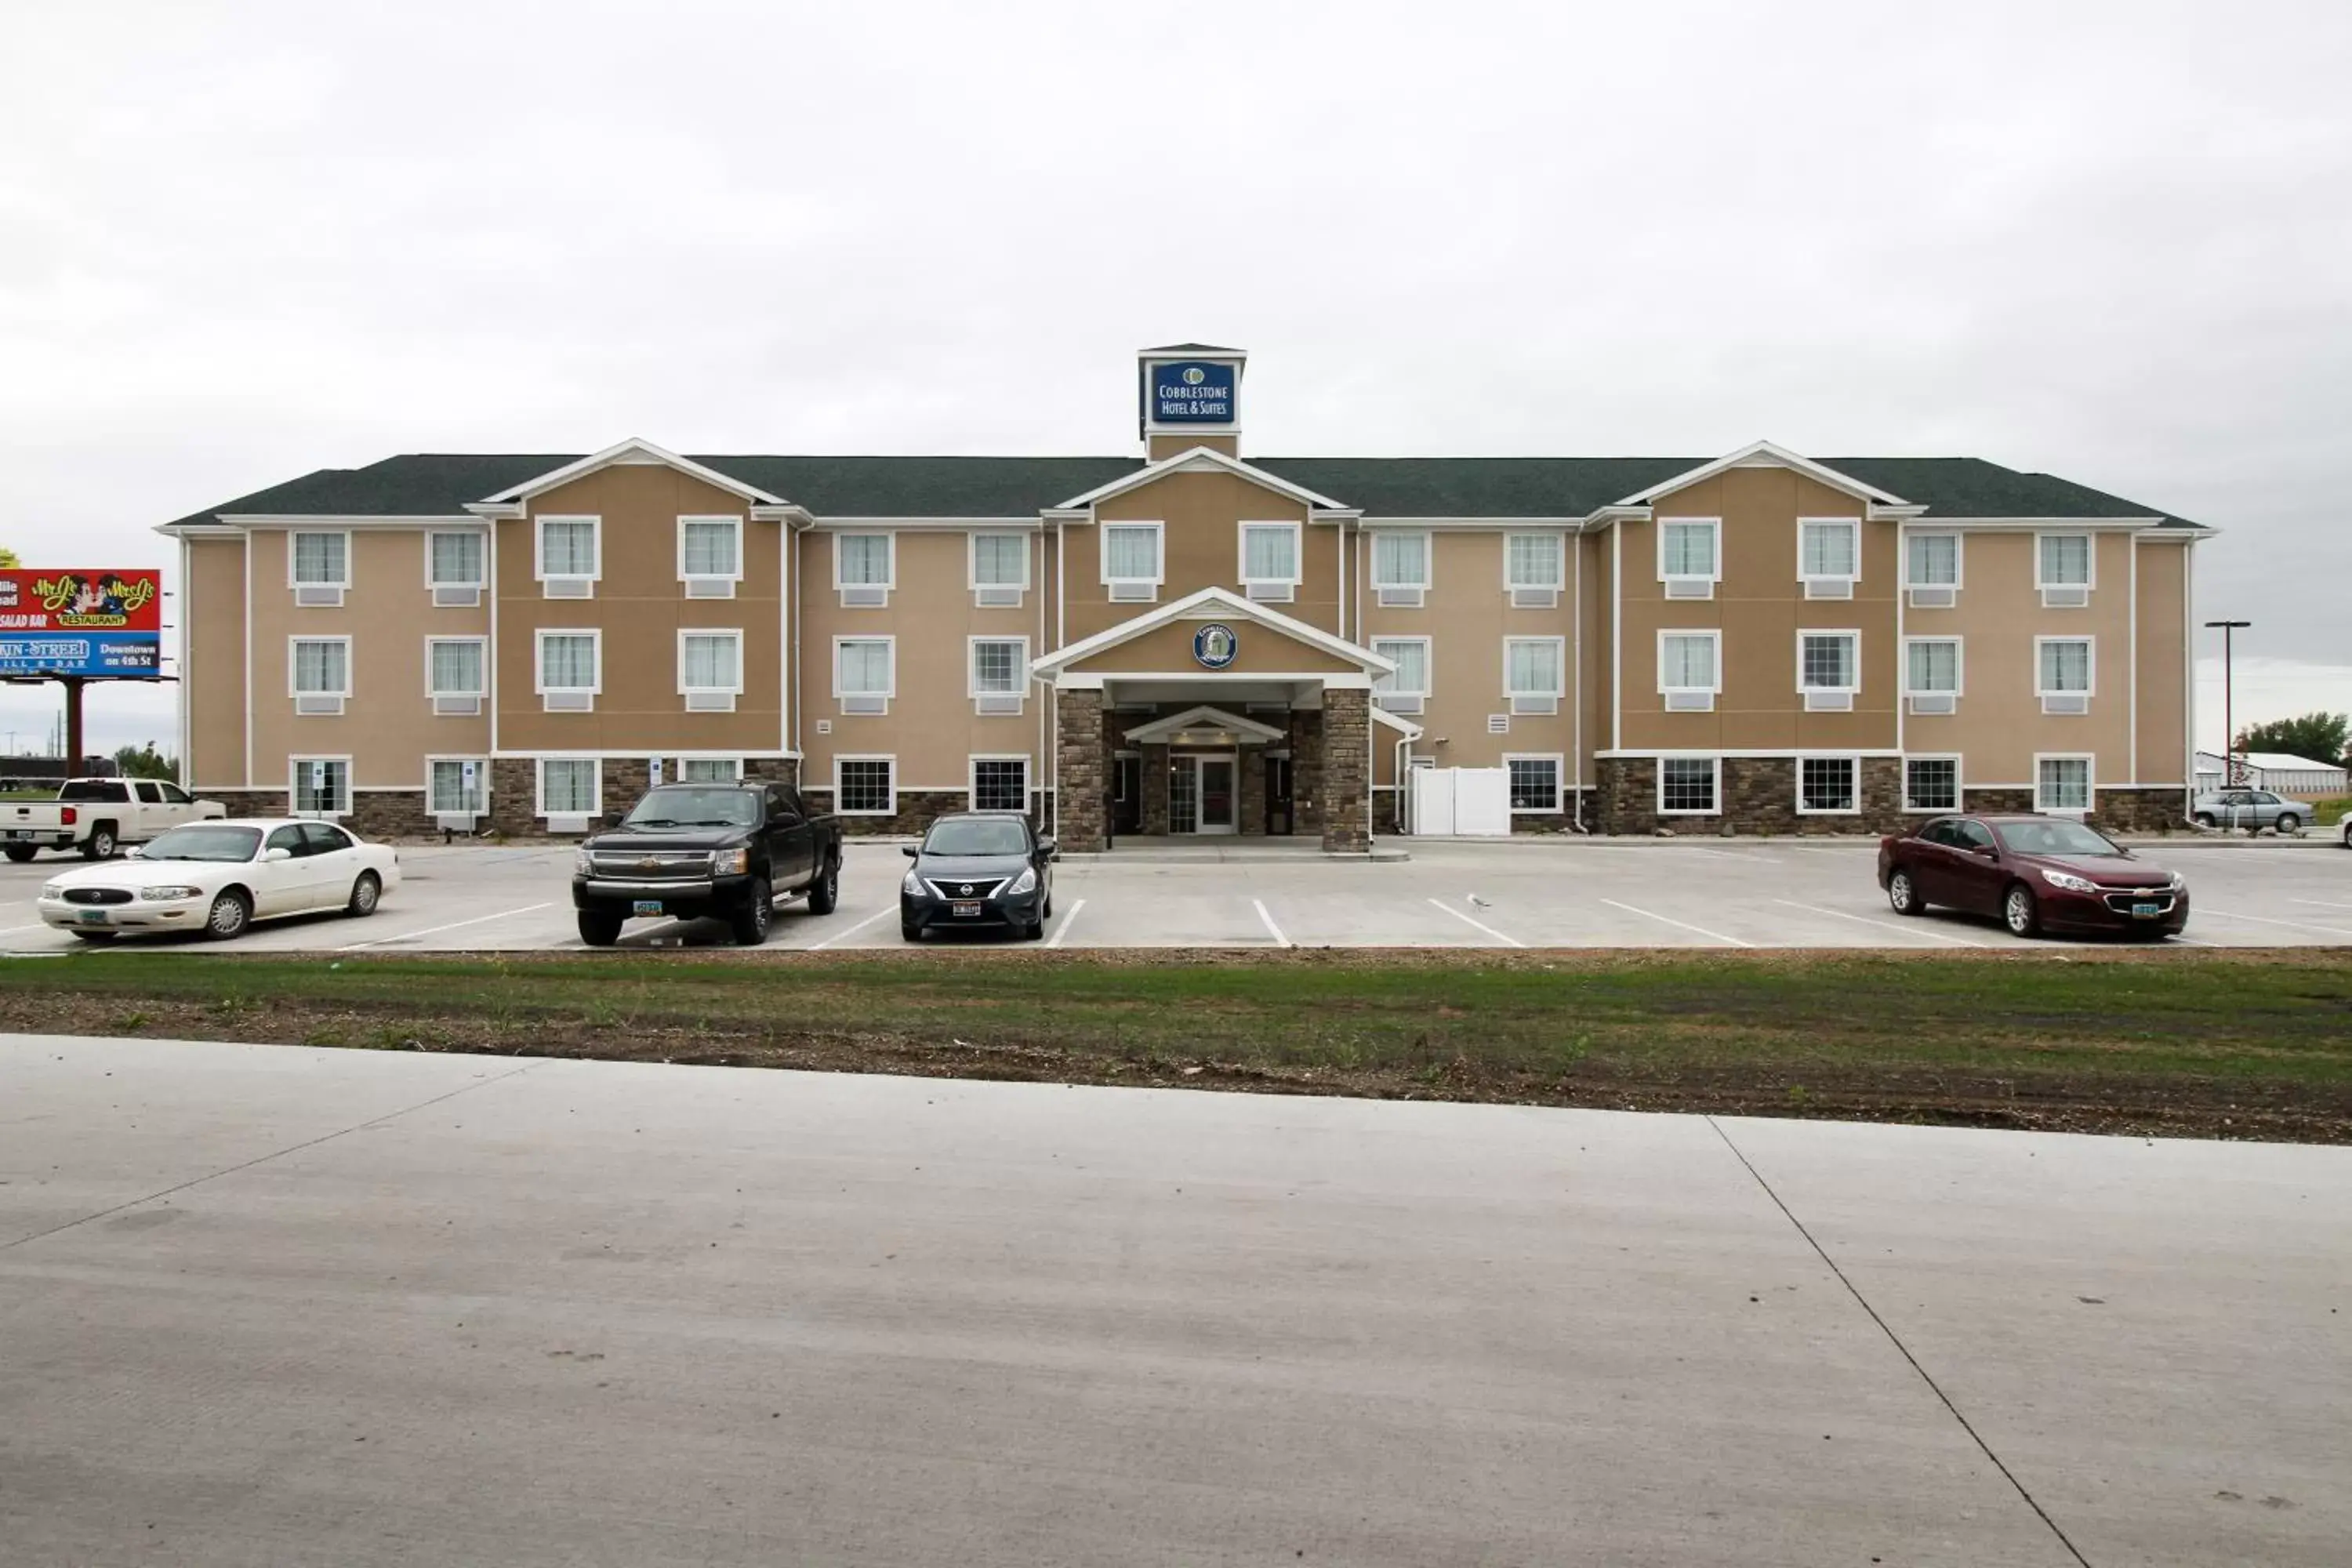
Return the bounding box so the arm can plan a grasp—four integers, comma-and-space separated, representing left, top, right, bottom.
1047, 898, 1087, 948
1773, 898, 1991, 948
1596, 898, 1751, 948
1426, 898, 1525, 948
2290, 898, 2352, 912
2200, 907, 2352, 940
809, 906, 895, 950
339, 902, 555, 951
1251, 898, 1290, 949
0, 922, 49, 938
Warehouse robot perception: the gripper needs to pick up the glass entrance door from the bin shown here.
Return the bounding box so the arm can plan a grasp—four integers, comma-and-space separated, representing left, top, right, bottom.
1196, 755, 1237, 835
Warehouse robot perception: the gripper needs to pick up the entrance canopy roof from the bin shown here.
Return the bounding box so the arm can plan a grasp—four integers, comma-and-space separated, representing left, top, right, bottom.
1121, 706, 1291, 747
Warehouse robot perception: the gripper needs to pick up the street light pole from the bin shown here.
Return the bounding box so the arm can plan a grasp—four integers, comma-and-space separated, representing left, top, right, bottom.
2205, 619, 2252, 786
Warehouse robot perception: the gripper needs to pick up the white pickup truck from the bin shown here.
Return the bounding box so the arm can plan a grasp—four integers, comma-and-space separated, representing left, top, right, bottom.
3, 778, 227, 862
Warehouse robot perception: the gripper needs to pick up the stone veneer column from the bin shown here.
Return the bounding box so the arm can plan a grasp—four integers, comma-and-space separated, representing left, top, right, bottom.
1054, 688, 1108, 852
1239, 750, 1266, 837
488, 757, 537, 838
1290, 710, 1326, 836
1142, 743, 1171, 835
1319, 688, 1370, 852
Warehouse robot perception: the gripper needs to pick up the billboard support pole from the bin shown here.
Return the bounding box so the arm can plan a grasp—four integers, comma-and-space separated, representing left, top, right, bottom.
63, 677, 85, 774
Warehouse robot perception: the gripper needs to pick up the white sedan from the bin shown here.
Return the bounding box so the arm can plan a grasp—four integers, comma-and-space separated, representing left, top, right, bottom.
35, 818, 401, 942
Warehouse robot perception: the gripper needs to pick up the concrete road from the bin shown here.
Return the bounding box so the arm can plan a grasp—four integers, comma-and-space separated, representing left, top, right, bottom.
2, 836, 2346, 954
2, 1034, 2345, 1566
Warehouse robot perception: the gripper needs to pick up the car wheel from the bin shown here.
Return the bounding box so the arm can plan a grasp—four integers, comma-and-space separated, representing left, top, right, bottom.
730, 876, 773, 946
2193, 812, 2216, 829
1886, 868, 1925, 916
576, 910, 622, 947
83, 825, 117, 860
71, 930, 118, 943
805, 858, 839, 916
2002, 884, 2042, 938
2275, 813, 2300, 836
3, 844, 34, 863
203, 887, 252, 941
346, 871, 381, 916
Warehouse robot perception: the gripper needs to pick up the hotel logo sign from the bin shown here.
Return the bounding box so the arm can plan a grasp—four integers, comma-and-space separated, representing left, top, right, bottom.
1192, 623, 1239, 670
1149, 359, 1236, 425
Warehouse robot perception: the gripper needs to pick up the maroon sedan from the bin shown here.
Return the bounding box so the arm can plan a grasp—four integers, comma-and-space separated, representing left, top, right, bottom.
1876, 813, 2189, 938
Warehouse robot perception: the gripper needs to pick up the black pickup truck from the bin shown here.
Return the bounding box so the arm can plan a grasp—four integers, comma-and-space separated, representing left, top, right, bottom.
571, 781, 841, 946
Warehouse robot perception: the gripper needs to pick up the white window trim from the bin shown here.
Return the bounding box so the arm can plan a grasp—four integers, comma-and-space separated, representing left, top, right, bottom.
425, 754, 491, 815
1901, 636, 1965, 696
677, 628, 746, 699
1656, 630, 1723, 696
1238, 521, 1304, 594
1904, 530, 1965, 590
534, 628, 603, 694
1656, 516, 1722, 590
833, 754, 898, 817
288, 529, 352, 590
423, 528, 487, 589
534, 514, 601, 593
2034, 531, 2096, 591
968, 531, 1032, 593
288, 635, 353, 699
1795, 517, 1862, 586
1100, 520, 1166, 596
2034, 753, 2096, 815
677, 514, 746, 595
1370, 529, 1432, 590
1901, 753, 1965, 814
677, 757, 746, 782
1503, 636, 1567, 699
967, 635, 1030, 702
1370, 636, 1432, 697
967, 753, 1033, 814
1656, 755, 1723, 817
1503, 532, 1566, 592
1503, 753, 1565, 815
288, 755, 354, 818
833, 531, 896, 591
2034, 634, 2097, 696
833, 635, 896, 705
535, 757, 602, 821
1795, 630, 1863, 694
1795, 754, 1864, 815
424, 636, 488, 698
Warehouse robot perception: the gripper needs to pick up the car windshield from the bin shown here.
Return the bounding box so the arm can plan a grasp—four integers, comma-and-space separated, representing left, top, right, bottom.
924, 818, 1030, 856
1996, 819, 2122, 857
622, 788, 759, 828
143, 825, 263, 862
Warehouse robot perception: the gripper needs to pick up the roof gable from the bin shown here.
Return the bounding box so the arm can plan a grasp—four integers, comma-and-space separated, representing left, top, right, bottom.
1029, 587, 1393, 677
475, 438, 788, 510
1053, 447, 1350, 513
1120, 706, 1291, 745
1613, 441, 1912, 509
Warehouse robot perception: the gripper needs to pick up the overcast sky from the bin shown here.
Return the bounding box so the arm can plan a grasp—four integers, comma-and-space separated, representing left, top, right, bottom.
3, 1, 2347, 757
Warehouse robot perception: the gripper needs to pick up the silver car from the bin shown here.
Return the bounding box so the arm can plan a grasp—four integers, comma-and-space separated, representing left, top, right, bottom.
2191, 789, 2314, 833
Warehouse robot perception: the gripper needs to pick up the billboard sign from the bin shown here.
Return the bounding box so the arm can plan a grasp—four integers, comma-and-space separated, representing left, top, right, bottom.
1145, 360, 1237, 426
0, 570, 165, 679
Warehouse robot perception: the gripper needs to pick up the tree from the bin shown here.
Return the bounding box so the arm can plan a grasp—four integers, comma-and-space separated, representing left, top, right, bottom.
111, 742, 180, 782
2236, 712, 2350, 769
0, 546, 17, 568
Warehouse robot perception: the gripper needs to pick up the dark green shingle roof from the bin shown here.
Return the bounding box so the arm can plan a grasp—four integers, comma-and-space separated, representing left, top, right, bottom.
165, 451, 2201, 528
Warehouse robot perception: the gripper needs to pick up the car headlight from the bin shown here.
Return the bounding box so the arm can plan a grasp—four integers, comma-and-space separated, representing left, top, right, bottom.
573, 848, 594, 877
41, 880, 66, 898
140, 885, 204, 901
2042, 869, 2099, 894
2165, 873, 2187, 891
1006, 866, 1038, 895
902, 869, 924, 896
710, 848, 750, 876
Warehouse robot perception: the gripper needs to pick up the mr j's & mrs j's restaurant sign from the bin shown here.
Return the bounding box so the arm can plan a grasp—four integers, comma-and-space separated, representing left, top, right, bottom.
1148, 360, 1237, 425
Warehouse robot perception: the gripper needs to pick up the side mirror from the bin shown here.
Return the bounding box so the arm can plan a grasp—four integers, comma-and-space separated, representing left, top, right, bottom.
1973, 844, 1999, 859
1038, 837, 1058, 859
604, 810, 626, 827
265, 847, 293, 862
125, 845, 145, 859
902, 844, 920, 858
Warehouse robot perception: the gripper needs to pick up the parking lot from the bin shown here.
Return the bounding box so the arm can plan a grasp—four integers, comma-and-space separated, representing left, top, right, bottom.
3, 835, 2347, 955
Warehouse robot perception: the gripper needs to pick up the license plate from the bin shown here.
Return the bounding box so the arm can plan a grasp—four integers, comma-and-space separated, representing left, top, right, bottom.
2133, 902, 2161, 919
78, 909, 110, 925
7, 830, 30, 840
952, 901, 982, 918
631, 900, 665, 916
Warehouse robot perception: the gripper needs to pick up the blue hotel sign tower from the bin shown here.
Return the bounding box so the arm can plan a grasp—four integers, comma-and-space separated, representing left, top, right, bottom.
1138, 345, 1243, 436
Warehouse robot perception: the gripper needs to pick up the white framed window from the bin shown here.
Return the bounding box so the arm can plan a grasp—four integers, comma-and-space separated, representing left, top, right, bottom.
834, 532, 894, 607
1903, 755, 1962, 813
1372, 531, 1430, 608
1371, 637, 1430, 715
970, 532, 1029, 608
1657, 631, 1721, 713
427, 757, 488, 816
1798, 517, 1860, 598
290, 530, 349, 607
1658, 756, 1720, 815
1240, 521, 1302, 602
1904, 637, 1963, 716
835, 756, 895, 815
537, 757, 601, 825
1102, 521, 1163, 602
1658, 517, 1721, 600
426, 636, 486, 716
834, 636, 895, 716
970, 755, 1030, 814
290, 636, 350, 716
289, 756, 351, 816
677, 515, 743, 599
1504, 754, 1563, 814
1905, 532, 1962, 608
426, 530, 485, 607
2036, 636, 2094, 715
1798, 756, 1860, 814
1504, 637, 1564, 716
535, 515, 600, 598
2035, 754, 2093, 814
1796, 630, 1860, 711
971, 636, 1029, 716
2036, 532, 2093, 607
535, 629, 601, 713
680, 757, 743, 782
678, 630, 744, 713
1504, 532, 1563, 608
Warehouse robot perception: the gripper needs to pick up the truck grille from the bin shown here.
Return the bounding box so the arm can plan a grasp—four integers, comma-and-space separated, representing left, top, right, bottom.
2101, 891, 2176, 915
588, 851, 710, 882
